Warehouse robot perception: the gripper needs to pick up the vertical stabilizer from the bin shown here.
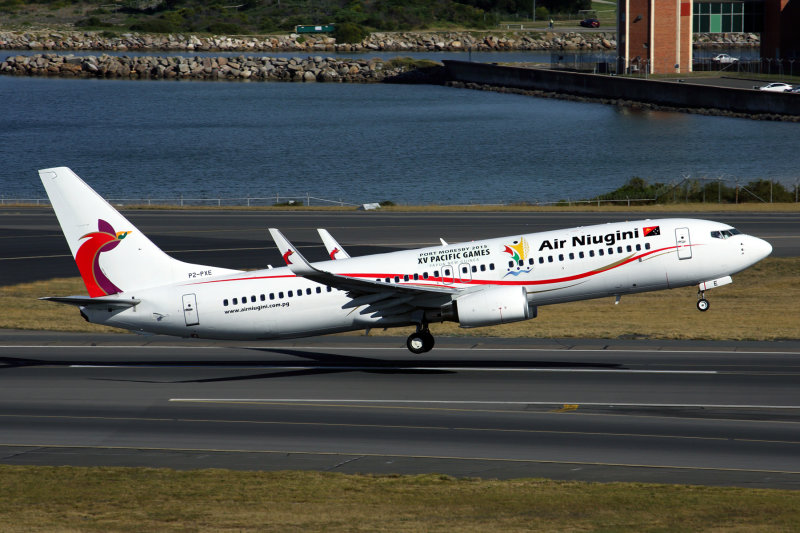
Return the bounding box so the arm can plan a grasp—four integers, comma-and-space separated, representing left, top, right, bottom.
39, 167, 238, 295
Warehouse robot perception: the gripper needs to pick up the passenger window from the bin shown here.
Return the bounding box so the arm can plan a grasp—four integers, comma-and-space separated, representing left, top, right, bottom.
434, 270, 440, 277
260, 294, 265, 301
232, 298, 238, 305
279, 292, 284, 299
251, 296, 256, 303
589, 250, 595, 257
558, 254, 564, 261
462, 267, 468, 275
518, 260, 523, 267
528, 258, 534, 265
242, 296, 246, 303
288, 290, 293, 297
414, 273, 419, 280
645, 243, 651, 250
508, 261, 514, 268
548, 256, 553, 263
636, 244, 641, 251
385, 277, 390, 283
270, 293, 275, 300
617, 246, 623, 254
404, 274, 410, 281
395, 276, 400, 283
599, 249, 604, 256
626, 245, 632, 252
579, 251, 584, 259
608, 248, 613, 255
316, 287, 321, 293
297, 289, 302, 297
538, 257, 544, 264
569, 252, 574, 260
327, 286, 332, 292
480, 265, 486, 272
223, 299, 229, 306
489, 264, 495, 270
471, 266, 477, 273
423, 272, 429, 279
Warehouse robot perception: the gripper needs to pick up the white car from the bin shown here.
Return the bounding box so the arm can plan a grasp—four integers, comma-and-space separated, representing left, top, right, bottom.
758, 82, 793, 92
712, 54, 738, 64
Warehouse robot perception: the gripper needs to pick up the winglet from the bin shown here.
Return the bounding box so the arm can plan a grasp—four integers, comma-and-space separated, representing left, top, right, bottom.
318, 228, 351, 260
268, 228, 316, 276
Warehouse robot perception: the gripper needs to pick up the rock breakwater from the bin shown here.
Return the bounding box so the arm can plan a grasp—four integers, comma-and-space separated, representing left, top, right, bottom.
0, 53, 438, 82
0, 29, 618, 53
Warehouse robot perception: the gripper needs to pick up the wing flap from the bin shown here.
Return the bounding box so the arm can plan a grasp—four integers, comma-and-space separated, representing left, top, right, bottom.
40, 295, 140, 308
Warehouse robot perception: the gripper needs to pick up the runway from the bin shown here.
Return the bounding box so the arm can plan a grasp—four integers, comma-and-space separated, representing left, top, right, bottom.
2, 332, 799, 489
1, 208, 798, 284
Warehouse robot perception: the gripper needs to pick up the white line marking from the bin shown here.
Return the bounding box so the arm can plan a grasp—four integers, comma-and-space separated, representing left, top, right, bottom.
65, 365, 716, 374
3, 345, 798, 355
168, 399, 800, 409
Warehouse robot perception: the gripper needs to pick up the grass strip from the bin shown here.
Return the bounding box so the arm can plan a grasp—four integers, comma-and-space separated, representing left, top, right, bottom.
1, 258, 797, 340
1, 466, 799, 532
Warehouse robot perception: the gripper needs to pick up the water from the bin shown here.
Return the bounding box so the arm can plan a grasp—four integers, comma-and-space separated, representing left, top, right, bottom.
0, 75, 797, 205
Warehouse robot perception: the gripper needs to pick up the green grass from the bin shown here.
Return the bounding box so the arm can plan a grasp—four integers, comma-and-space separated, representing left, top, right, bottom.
1, 466, 800, 532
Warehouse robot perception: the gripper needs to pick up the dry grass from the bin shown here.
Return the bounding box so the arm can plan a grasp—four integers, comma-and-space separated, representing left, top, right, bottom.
2, 258, 797, 340
0, 466, 799, 532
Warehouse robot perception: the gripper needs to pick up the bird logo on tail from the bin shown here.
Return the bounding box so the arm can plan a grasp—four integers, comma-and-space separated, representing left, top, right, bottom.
75, 219, 130, 297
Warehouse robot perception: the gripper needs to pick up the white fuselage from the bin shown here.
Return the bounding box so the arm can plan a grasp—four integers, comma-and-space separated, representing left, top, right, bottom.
82, 218, 772, 340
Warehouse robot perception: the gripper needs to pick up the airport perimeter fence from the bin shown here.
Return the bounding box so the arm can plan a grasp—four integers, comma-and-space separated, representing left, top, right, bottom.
0, 194, 361, 208
3, 178, 798, 208
549, 52, 800, 82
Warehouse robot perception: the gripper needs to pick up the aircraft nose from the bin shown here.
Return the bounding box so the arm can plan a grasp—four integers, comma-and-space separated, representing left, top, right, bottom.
753, 236, 772, 260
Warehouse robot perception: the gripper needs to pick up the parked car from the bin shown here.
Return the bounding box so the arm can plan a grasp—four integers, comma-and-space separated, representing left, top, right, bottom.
712, 54, 738, 64
789, 87, 800, 93
758, 82, 793, 92
579, 18, 600, 28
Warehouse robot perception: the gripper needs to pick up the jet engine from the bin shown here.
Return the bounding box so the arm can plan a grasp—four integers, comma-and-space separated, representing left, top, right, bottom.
441, 286, 536, 328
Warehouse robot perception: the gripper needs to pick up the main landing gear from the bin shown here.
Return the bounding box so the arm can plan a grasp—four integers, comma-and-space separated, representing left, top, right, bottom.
407, 323, 435, 354
697, 289, 710, 312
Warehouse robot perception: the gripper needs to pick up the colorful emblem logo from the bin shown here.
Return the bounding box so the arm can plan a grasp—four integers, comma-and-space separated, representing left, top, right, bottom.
75, 219, 130, 297
643, 226, 661, 237
502, 237, 529, 262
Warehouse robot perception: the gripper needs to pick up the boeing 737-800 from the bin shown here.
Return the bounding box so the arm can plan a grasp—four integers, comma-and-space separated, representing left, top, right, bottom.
40, 167, 772, 353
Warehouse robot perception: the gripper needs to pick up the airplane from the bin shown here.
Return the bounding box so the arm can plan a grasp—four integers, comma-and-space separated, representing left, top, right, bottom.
39, 166, 773, 354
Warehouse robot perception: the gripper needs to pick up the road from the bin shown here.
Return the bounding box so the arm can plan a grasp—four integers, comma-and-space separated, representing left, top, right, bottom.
1, 332, 799, 489
1, 208, 797, 285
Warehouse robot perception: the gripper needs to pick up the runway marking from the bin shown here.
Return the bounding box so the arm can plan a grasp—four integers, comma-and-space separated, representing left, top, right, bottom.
170, 399, 800, 410
66, 365, 716, 374
4, 413, 800, 444
4, 345, 799, 355
2, 443, 799, 476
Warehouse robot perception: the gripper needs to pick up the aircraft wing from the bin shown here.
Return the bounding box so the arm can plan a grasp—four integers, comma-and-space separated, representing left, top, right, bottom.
317, 228, 351, 260
269, 228, 459, 301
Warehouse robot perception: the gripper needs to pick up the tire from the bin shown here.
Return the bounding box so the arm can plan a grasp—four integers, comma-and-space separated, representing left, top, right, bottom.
697, 299, 710, 312
407, 333, 427, 354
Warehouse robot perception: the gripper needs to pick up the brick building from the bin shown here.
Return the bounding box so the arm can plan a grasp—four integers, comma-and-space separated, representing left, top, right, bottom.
617, 0, 800, 74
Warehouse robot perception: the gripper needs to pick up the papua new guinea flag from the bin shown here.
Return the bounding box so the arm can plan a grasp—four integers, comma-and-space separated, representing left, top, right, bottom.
643, 226, 661, 237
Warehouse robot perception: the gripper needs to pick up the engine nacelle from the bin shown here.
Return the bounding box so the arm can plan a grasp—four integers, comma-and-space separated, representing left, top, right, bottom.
441, 286, 536, 328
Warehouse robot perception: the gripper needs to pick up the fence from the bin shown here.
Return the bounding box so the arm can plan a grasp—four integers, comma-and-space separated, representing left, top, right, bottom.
0, 194, 361, 208
549, 53, 800, 82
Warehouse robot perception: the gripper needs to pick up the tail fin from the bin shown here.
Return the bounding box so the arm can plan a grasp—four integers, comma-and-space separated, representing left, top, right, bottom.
40, 167, 239, 296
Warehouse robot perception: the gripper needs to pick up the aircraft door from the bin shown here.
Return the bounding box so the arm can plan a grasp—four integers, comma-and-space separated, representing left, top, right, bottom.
675, 227, 692, 260
182, 293, 200, 326
442, 265, 454, 285
459, 263, 472, 283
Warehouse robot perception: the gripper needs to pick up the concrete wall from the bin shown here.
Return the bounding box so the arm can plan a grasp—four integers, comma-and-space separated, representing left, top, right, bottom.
442, 60, 800, 116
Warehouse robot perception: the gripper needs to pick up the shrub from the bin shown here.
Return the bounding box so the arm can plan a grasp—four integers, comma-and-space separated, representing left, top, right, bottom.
129, 18, 179, 33
333, 22, 369, 43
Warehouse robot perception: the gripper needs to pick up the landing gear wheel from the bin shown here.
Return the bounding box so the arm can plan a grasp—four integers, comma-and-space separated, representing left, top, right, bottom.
697, 298, 710, 312
406, 329, 435, 354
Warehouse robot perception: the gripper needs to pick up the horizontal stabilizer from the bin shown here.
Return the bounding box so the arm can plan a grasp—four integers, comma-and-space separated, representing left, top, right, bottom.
40, 296, 140, 308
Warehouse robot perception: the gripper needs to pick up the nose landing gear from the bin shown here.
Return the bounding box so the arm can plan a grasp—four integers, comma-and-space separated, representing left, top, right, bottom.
406, 323, 435, 354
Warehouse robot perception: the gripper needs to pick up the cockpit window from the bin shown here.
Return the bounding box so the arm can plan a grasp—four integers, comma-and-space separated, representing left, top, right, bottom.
711, 228, 741, 239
